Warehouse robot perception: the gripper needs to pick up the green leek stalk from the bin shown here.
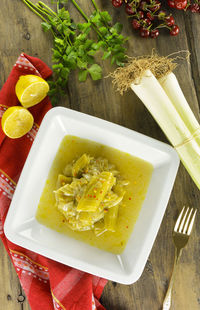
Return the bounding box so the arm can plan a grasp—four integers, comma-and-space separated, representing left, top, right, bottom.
130, 69, 200, 189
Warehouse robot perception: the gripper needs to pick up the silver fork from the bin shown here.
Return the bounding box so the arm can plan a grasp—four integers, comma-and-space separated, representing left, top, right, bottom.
163, 206, 197, 310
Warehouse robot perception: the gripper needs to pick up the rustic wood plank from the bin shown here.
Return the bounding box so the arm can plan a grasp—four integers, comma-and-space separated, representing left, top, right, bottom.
0, 1, 53, 309
184, 12, 200, 110
1, 1, 200, 310
0, 0, 53, 85
0, 242, 22, 310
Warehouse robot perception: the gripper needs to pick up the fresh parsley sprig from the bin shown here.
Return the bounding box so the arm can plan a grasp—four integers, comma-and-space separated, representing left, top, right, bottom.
72, 0, 128, 67
21, 0, 128, 105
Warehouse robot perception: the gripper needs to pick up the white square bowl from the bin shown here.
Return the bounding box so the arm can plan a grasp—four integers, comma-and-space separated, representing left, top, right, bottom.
4, 107, 179, 284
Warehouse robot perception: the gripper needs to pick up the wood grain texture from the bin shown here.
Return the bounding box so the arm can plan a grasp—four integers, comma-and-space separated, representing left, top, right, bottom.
1, 1, 200, 309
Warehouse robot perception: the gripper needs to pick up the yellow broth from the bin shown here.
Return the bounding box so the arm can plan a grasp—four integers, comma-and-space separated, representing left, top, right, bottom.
36, 135, 153, 254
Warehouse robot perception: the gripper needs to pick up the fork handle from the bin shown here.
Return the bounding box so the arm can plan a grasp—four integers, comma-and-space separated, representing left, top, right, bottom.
162, 248, 182, 310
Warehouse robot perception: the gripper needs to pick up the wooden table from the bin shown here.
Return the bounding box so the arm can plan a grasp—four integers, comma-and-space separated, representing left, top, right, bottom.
1, 1, 200, 309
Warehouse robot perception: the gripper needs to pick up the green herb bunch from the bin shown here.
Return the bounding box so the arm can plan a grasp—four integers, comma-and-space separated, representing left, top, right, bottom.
21, 0, 128, 104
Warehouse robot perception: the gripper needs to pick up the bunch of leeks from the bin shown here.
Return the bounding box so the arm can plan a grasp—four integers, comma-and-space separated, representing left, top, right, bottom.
111, 56, 200, 190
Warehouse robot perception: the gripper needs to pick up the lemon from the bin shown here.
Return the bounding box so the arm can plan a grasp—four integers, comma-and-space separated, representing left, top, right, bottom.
15, 75, 49, 108
1, 106, 34, 139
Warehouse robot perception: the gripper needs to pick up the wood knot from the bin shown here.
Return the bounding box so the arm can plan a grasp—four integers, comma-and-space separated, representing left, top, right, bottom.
112, 281, 117, 287
145, 260, 154, 274
17, 294, 25, 303
7, 294, 12, 301
24, 32, 31, 40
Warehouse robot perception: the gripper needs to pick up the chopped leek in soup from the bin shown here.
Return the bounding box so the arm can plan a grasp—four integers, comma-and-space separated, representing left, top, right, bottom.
36, 136, 153, 254
54, 154, 128, 235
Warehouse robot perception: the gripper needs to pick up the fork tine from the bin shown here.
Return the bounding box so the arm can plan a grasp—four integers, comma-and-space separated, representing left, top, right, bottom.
178, 207, 190, 232
174, 206, 185, 231
187, 209, 197, 235
182, 208, 193, 234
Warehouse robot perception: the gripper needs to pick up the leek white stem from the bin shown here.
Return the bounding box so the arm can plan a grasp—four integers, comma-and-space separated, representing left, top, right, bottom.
158, 72, 200, 135
130, 70, 191, 146
131, 69, 200, 190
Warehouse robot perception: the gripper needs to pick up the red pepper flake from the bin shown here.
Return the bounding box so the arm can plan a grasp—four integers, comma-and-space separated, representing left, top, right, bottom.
93, 195, 96, 198
129, 197, 132, 200
88, 194, 90, 197
104, 208, 108, 213
100, 190, 103, 194
126, 226, 128, 229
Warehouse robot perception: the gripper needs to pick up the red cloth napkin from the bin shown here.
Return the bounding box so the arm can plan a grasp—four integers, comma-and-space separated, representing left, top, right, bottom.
0, 53, 107, 310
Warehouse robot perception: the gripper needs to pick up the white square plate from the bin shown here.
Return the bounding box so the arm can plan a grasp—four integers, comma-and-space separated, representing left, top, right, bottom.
4, 107, 179, 284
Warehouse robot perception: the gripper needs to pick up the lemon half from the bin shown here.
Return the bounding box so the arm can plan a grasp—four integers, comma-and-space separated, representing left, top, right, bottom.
1, 106, 34, 139
15, 75, 49, 108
